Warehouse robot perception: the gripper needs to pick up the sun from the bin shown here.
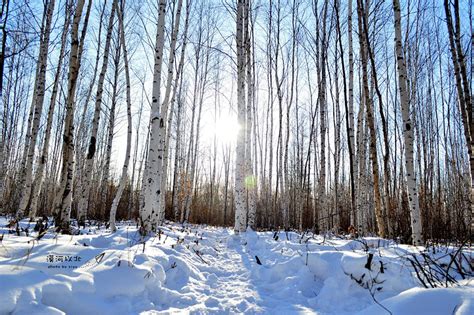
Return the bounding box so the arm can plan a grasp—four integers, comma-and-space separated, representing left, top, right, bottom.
202, 113, 241, 145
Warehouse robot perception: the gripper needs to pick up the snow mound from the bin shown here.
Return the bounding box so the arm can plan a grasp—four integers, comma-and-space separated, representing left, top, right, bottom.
359, 283, 474, 315
0, 217, 472, 314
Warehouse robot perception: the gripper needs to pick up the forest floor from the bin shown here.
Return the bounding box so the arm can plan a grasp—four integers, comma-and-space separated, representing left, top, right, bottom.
0, 216, 473, 314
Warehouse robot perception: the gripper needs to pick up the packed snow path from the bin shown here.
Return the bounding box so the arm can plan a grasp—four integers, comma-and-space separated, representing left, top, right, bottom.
187, 238, 265, 312
0, 218, 473, 314
160, 230, 316, 313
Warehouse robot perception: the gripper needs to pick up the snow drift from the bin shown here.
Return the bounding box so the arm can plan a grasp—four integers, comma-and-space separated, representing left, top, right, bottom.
0, 217, 472, 314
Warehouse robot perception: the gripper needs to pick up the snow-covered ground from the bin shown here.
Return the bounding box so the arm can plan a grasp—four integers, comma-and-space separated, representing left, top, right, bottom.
0, 217, 472, 314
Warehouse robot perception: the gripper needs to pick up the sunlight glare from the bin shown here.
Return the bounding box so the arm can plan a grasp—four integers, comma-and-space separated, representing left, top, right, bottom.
203, 114, 241, 145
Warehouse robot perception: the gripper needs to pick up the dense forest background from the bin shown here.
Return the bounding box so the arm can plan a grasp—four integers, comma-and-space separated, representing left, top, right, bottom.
0, 0, 472, 243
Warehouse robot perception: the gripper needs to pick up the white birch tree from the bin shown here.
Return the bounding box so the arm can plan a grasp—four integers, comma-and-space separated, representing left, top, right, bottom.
29, 0, 72, 219
393, 0, 423, 245
54, 0, 90, 233
140, 0, 167, 234
158, 0, 186, 224
109, 0, 132, 231
244, 0, 256, 228
234, 0, 247, 232
77, 0, 117, 225
15, 0, 56, 220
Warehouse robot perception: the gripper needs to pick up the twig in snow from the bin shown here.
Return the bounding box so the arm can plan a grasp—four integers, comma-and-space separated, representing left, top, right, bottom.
408, 257, 429, 288
193, 249, 210, 265
369, 289, 392, 315
445, 240, 468, 286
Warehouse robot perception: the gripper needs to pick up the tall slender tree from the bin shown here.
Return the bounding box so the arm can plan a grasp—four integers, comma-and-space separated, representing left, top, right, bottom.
393, 0, 423, 245
140, 0, 167, 234
54, 0, 91, 233
234, 0, 248, 232
77, 0, 117, 226
444, 0, 474, 236
109, 0, 132, 231
16, 0, 56, 220
29, 0, 72, 219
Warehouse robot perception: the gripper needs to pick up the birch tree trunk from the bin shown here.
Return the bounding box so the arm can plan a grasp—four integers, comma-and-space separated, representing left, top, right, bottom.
335, 0, 355, 230
18, 63, 38, 200
16, 0, 56, 219
110, 0, 132, 232
158, 0, 186, 224
444, 0, 474, 235
347, 0, 357, 228
223, 144, 231, 225
332, 21, 341, 231
73, 0, 107, 212
361, 0, 392, 237
0, 0, 10, 102
356, 0, 386, 237
54, 0, 88, 233
244, 0, 256, 229
393, 0, 423, 245
101, 54, 118, 213
170, 1, 190, 221
29, 0, 72, 219
234, 0, 247, 232
265, 0, 274, 228
272, 2, 285, 229
318, 2, 328, 232
172, 76, 185, 221
77, 0, 117, 225
140, 0, 167, 234
181, 56, 199, 222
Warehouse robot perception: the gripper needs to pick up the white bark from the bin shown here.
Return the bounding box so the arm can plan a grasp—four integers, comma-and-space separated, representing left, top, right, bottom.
158, 0, 185, 224
29, 0, 71, 219
73, 0, 107, 213
77, 0, 117, 225
102, 68, 117, 203
393, 0, 423, 245
140, 0, 167, 233
129, 88, 145, 219
356, 78, 367, 233
347, 0, 357, 227
110, 0, 132, 232
171, 77, 185, 221
357, 0, 386, 238
16, 0, 56, 219
318, 2, 328, 232
169, 1, 190, 222
102, 28, 123, 216
234, 0, 247, 232
55, 0, 87, 233
244, 0, 256, 228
